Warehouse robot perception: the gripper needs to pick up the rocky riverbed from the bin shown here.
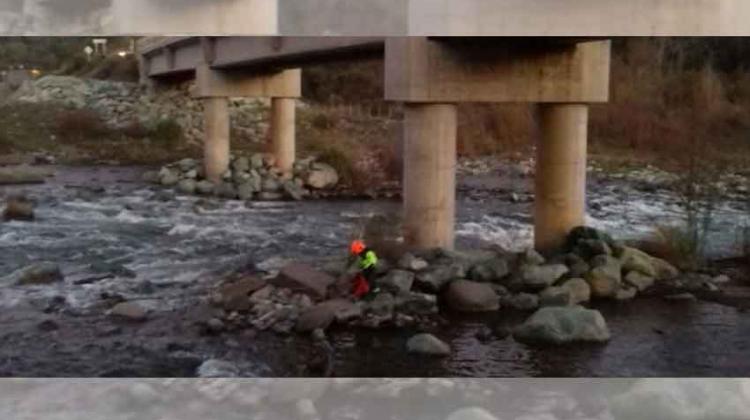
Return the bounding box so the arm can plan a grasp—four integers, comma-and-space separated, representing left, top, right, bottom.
1, 163, 750, 377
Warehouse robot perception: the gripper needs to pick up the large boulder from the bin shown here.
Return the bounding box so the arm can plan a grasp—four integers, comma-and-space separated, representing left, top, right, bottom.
618, 246, 657, 277
377, 270, 415, 294
295, 299, 356, 333
11, 262, 63, 285
159, 167, 180, 186
217, 276, 267, 311
406, 333, 451, 356
539, 286, 576, 307
651, 257, 679, 280
502, 293, 539, 311
176, 179, 196, 195
624, 271, 655, 292
3, 195, 34, 221
397, 253, 429, 271
109, 301, 148, 322
415, 263, 465, 293
305, 162, 339, 189
585, 255, 622, 299
270, 263, 336, 300
468, 258, 509, 283
0, 165, 47, 185
520, 264, 569, 290
394, 291, 439, 315
513, 306, 611, 345
560, 278, 591, 304
444, 280, 500, 312
195, 180, 215, 195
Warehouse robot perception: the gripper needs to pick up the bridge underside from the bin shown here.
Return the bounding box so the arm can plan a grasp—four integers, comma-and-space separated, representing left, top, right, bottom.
139, 36, 612, 254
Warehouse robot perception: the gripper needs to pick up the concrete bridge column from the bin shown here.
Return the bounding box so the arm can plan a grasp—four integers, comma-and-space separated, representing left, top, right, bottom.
202, 97, 231, 183
403, 103, 458, 250
270, 97, 296, 173
534, 103, 589, 253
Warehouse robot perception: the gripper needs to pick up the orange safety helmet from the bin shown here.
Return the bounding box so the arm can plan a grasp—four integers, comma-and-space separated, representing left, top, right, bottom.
349, 239, 366, 255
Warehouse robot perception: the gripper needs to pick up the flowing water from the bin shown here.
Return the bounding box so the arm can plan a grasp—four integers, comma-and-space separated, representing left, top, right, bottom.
0, 165, 749, 377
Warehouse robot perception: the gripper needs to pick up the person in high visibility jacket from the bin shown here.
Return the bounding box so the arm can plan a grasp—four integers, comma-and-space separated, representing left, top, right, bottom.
349, 239, 380, 298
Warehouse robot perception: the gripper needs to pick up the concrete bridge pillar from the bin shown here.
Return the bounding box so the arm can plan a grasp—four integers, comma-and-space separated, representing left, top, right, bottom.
270, 97, 297, 173
535, 104, 589, 253
403, 103, 458, 250
202, 97, 231, 183
385, 38, 610, 251
194, 64, 302, 182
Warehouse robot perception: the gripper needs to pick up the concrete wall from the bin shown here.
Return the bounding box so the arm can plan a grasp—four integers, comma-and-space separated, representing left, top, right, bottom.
277, 0, 407, 35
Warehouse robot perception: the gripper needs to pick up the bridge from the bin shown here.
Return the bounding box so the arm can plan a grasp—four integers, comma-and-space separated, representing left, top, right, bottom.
138, 36, 611, 254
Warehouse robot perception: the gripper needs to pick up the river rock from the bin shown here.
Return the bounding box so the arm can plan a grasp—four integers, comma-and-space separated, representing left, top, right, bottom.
197, 359, 239, 377
394, 291, 438, 315
257, 191, 284, 201
503, 293, 539, 311
0, 165, 47, 185
176, 179, 196, 194
262, 177, 282, 192
377, 270, 414, 293
415, 263, 465, 293
520, 264, 569, 290
10, 262, 63, 285
306, 162, 339, 189
624, 271, 655, 292
469, 258, 509, 283
539, 286, 576, 307
615, 286, 638, 301
397, 253, 429, 271
521, 248, 546, 265
3, 195, 34, 221
237, 183, 255, 200
232, 156, 250, 173
446, 407, 500, 420
585, 255, 622, 298
215, 182, 238, 199
177, 158, 198, 172
271, 263, 336, 300
365, 292, 395, 316
282, 180, 305, 201
109, 302, 148, 322
444, 280, 500, 312
218, 276, 267, 311
296, 299, 355, 332
651, 257, 679, 280
618, 246, 657, 277
406, 333, 451, 356
513, 306, 611, 345
195, 180, 215, 195
159, 168, 179, 186
560, 278, 591, 304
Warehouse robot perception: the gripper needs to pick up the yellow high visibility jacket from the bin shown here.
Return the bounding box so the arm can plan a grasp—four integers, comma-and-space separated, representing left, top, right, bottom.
358, 249, 378, 270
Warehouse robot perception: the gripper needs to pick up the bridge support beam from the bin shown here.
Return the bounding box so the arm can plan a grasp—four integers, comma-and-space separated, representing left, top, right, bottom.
271, 97, 297, 173
535, 104, 588, 253
403, 103, 458, 250
203, 97, 231, 183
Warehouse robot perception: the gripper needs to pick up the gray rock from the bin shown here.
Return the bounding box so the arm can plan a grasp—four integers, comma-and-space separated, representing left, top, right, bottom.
585, 255, 622, 298
184, 169, 198, 179
177, 158, 198, 172
397, 253, 429, 271
270, 263, 336, 300
444, 280, 500, 312
215, 182, 238, 199
176, 179, 196, 195
306, 162, 339, 189
651, 257, 679, 280
282, 180, 305, 201
197, 359, 239, 378
522, 248, 546, 265
109, 302, 148, 322
539, 286, 576, 307
257, 191, 284, 201
664, 293, 697, 301
521, 264, 569, 290
514, 306, 611, 345
503, 293, 539, 311
394, 291, 438, 315
415, 263, 465, 292
406, 333, 451, 356
262, 178, 282, 192
141, 170, 160, 184
195, 180, 215, 195
365, 292, 395, 316
3, 195, 34, 221
618, 246, 657, 277
615, 286, 638, 301
11, 262, 63, 285
296, 299, 355, 333
159, 168, 180, 186
237, 183, 255, 201
232, 156, 250, 173
560, 278, 591, 304
469, 258, 509, 283
250, 153, 264, 169
377, 270, 415, 293
624, 271, 655, 292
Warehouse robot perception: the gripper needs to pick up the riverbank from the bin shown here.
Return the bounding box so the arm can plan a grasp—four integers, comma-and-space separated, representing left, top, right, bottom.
1, 164, 749, 377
